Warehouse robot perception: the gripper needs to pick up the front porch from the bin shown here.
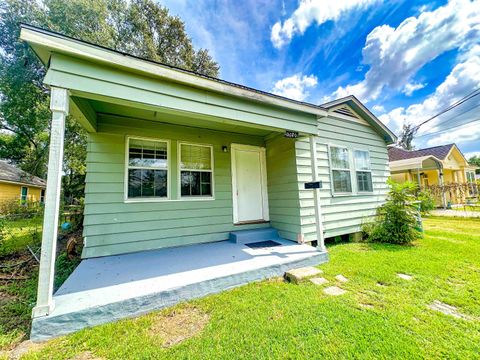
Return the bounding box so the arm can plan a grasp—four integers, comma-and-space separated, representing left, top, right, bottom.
31, 235, 327, 341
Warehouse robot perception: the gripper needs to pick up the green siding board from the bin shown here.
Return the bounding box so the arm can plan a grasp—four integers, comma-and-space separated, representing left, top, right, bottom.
266, 136, 302, 242
296, 117, 390, 240
82, 118, 304, 257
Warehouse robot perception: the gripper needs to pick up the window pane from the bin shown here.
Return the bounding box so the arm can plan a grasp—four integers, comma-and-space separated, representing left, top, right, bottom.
128, 169, 167, 198
181, 171, 212, 196
154, 170, 168, 197
331, 147, 350, 169
180, 144, 211, 170
332, 170, 352, 193
201, 172, 212, 196
356, 171, 373, 192
129, 139, 167, 168
354, 150, 370, 170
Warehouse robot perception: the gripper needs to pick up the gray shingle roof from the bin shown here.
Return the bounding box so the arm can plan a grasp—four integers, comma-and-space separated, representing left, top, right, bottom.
388, 144, 455, 162
0, 160, 46, 187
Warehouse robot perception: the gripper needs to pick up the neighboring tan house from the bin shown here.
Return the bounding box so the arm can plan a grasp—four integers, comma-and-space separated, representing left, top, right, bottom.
388, 144, 477, 206
0, 160, 46, 206
20, 24, 397, 340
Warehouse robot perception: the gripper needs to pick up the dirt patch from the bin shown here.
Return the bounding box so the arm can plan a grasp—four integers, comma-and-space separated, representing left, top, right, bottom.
70, 351, 104, 360
0, 290, 17, 306
149, 306, 210, 348
428, 300, 475, 321
6, 340, 47, 360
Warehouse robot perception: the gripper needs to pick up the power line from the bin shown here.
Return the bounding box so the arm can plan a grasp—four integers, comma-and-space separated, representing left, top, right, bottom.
417, 102, 480, 135
413, 87, 480, 131
416, 117, 480, 138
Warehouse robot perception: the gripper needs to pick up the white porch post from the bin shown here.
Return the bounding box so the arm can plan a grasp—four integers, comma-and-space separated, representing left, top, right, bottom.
437, 168, 447, 209
32, 87, 69, 318
309, 135, 326, 251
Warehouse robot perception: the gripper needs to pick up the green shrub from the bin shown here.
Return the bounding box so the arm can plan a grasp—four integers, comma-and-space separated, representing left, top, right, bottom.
363, 180, 421, 245
0, 199, 44, 218
417, 189, 435, 215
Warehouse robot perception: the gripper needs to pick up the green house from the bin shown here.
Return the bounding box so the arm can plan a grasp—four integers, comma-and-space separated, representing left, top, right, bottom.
20, 24, 396, 340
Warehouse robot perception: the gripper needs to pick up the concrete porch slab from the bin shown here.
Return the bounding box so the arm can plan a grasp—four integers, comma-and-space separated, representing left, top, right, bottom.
31, 238, 328, 341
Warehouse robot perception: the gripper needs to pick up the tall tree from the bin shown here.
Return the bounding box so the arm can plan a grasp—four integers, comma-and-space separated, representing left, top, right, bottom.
0, 0, 219, 202
397, 123, 416, 150
468, 156, 480, 175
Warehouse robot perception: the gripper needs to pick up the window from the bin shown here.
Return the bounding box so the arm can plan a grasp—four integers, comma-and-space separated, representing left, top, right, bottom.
20, 186, 28, 204
179, 143, 213, 197
40, 189, 45, 204
330, 146, 352, 193
466, 171, 475, 183
354, 150, 373, 192
126, 137, 168, 199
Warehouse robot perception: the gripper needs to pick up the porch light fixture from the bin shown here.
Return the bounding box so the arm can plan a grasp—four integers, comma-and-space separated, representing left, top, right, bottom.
222, 146, 228, 153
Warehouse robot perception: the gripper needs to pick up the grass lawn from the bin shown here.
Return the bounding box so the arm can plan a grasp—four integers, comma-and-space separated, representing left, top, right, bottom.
5, 217, 480, 359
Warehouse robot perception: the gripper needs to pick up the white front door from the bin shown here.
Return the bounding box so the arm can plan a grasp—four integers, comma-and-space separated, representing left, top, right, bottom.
231, 144, 269, 224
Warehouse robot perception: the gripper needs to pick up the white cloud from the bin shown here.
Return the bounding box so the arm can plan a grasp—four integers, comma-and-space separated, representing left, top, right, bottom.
465, 151, 480, 159
333, 0, 480, 102
271, 0, 376, 49
426, 122, 480, 146
379, 46, 480, 140
272, 74, 318, 101
372, 104, 385, 113
402, 82, 426, 96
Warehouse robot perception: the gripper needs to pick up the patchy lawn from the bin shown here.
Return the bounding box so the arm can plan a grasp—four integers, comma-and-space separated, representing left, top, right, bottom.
0, 217, 42, 350
0, 216, 80, 354
6, 217, 480, 359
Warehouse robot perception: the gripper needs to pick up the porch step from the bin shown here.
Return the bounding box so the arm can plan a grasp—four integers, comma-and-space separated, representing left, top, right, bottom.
229, 227, 280, 244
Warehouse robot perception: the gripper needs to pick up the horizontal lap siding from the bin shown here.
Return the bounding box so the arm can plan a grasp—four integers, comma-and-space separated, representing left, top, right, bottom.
82, 118, 268, 258
266, 136, 301, 241
296, 117, 390, 242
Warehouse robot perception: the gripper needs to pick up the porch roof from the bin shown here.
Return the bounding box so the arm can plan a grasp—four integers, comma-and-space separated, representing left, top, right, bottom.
389, 155, 442, 172
20, 24, 325, 136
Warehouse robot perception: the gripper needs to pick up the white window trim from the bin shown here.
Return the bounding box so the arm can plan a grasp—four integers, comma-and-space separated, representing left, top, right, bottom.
20, 186, 28, 202
353, 149, 374, 193
328, 144, 353, 196
177, 141, 215, 200
124, 135, 171, 203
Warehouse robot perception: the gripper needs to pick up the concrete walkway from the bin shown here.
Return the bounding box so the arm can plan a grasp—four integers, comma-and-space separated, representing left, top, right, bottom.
430, 209, 480, 218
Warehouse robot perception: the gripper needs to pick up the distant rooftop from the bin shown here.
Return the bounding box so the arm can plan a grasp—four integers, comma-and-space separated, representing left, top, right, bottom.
0, 160, 46, 187
388, 144, 455, 162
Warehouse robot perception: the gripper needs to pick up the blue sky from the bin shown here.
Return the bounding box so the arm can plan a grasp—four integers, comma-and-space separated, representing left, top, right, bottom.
160, 0, 480, 158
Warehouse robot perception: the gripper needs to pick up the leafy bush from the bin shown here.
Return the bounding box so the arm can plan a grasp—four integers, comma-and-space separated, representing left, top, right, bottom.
0, 199, 44, 219
417, 189, 435, 215
362, 180, 421, 245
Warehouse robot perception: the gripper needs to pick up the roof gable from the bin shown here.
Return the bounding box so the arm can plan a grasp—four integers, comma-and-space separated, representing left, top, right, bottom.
321, 95, 397, 144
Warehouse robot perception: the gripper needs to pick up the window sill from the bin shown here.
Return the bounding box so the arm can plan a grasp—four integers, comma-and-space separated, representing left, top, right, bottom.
332, 192, 375, 197
124, 197, 215, 203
